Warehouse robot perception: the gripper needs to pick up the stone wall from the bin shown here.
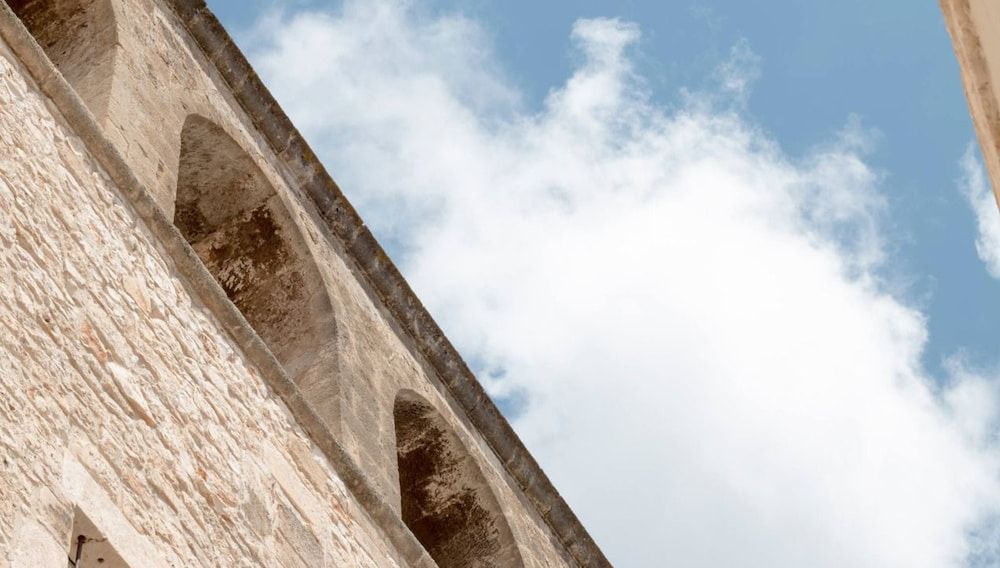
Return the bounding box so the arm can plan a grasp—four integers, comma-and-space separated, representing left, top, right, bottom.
0, 0, 589, 566
0, 29, 402, 566
943, 0, 1000, 202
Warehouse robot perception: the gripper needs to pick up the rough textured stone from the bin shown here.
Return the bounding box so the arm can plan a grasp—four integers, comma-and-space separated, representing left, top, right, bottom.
0, 0, 602, 565
0, 35, 396, 565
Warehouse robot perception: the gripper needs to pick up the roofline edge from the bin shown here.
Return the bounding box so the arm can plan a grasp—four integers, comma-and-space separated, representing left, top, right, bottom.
161, 1, 611, 566
0, 3, 439, 566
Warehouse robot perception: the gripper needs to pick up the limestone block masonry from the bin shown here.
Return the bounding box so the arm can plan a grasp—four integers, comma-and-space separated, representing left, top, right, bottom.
0, 0, 609, 567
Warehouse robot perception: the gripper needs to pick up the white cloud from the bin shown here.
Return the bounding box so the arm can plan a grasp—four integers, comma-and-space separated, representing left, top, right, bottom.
247, 3, 1000, 566
959, 145, 1000, 279
713, 38, 761, 106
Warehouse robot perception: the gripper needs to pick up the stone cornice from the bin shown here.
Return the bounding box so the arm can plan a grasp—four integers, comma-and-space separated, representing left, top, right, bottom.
0, 0, 610, 563
160, 2, 610, 566
0, 4, 434, 567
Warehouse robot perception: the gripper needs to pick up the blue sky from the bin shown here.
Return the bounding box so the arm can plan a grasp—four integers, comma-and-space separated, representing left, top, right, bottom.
211, 0, 994, 378
206, 1, 1000, 566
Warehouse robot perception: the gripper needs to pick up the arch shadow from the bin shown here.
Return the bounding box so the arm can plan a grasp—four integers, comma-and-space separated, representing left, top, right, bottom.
394, 389, 525, 568
174, 114, 340, 428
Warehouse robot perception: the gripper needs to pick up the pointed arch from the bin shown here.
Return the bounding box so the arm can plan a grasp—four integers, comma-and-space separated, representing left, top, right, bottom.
7, 0, 119, 122
174, 115, 340, 425
394, 390, 525, 568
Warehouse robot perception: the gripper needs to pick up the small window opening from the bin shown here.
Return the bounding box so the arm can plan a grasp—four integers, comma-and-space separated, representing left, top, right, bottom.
66, 507, 129, 568
394, 390, 524, 568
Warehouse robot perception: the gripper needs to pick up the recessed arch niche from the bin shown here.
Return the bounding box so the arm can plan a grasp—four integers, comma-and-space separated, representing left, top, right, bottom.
394, 389, 524, 568
174, 114, 340, 425
7, 0, 119, 122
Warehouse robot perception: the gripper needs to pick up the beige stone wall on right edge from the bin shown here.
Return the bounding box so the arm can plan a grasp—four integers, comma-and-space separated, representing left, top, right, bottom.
944, 0, 1000, 204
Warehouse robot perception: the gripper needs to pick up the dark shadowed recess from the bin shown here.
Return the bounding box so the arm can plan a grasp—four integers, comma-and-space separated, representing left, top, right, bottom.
395, 389, 525, 568
174, 115, 340, 415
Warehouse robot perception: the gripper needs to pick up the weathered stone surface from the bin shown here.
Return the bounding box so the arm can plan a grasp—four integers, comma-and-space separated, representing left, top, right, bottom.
0, 32, 398, 565
0, 0, 600, 565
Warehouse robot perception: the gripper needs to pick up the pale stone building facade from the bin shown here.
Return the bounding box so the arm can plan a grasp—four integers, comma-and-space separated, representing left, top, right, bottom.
0, 1, 608, 566
944, 0, 1000, 206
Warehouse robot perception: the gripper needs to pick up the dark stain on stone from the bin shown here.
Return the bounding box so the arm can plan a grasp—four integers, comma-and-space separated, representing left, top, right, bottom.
173, 114, 335, 384
395, 392, 522, 567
